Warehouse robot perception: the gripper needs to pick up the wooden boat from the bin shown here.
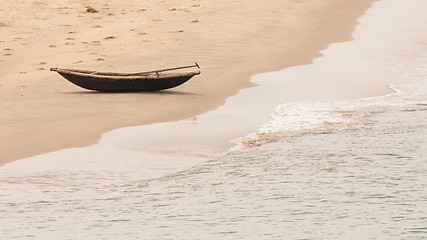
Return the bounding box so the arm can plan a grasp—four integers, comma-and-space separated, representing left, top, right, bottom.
50, 63, 201, 92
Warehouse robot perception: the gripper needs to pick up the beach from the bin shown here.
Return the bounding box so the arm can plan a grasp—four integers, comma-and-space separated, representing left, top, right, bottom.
0, 0, 382, 165
1, 0, 427, 239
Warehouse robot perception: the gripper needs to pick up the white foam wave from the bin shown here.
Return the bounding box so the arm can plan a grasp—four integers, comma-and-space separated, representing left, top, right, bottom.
233, 97, 389, 148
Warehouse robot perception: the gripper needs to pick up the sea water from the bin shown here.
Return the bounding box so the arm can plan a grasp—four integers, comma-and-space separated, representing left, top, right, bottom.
1, 0, 426, 239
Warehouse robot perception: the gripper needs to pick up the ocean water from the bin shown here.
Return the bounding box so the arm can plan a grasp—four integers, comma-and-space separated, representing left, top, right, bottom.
1, 0, 427, 239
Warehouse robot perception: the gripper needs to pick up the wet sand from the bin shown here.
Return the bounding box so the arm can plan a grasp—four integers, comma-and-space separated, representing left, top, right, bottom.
0, 0, 385, 165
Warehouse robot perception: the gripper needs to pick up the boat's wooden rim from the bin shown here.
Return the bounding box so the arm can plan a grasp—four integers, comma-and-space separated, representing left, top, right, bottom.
50, 67, 201, 80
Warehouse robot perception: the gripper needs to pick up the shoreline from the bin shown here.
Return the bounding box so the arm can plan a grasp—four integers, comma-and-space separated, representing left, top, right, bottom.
0, 0, 383, 166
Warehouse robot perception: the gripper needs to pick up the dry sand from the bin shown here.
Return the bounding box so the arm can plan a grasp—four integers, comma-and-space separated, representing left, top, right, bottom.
0, 0, 387, 165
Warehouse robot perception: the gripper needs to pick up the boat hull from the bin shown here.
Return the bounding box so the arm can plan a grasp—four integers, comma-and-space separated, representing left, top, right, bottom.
51, 67, 201, 92
59, 72, 197, 92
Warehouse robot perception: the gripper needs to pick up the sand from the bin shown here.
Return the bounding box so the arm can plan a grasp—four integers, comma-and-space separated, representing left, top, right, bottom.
0, 0, 389, 166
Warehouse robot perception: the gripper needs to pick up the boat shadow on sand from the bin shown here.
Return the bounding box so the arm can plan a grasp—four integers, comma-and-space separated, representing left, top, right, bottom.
62, 89, 201, 96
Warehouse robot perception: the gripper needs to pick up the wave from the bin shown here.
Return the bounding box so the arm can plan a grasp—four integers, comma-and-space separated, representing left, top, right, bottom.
233, 0, 427, 149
